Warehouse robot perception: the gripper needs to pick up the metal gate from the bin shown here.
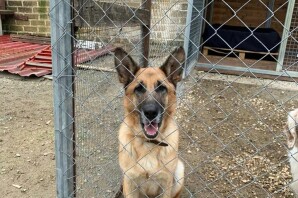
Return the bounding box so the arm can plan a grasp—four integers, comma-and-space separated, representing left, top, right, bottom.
50, 0, 298, 197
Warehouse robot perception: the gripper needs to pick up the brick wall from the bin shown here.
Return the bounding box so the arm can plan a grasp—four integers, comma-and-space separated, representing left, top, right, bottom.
76, 1, 187, 41
150, 0, 187, 43
2, 0, 187, 42
3, 0, 50, 36
283, 2, 298, 71
75, 1, 143, 54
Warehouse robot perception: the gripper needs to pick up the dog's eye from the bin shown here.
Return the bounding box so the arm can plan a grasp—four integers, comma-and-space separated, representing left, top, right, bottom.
155, 85, 167, 93
134, 84, 146, 94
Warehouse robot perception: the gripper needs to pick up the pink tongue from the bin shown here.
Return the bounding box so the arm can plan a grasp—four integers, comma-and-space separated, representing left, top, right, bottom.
144, 122, 158, 135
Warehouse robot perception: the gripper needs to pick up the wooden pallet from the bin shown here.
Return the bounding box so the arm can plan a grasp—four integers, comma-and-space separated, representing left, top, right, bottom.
203, 46, 279, 60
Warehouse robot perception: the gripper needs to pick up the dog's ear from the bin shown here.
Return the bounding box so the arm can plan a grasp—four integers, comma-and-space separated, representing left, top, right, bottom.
114, 48, 140, 86
160, 46, 185, 86
284, 110, 298, 148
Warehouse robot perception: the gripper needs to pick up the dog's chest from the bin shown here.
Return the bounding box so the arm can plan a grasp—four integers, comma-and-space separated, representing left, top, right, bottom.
136, 150, 173, 197
135, 146, 175, 175
136, 147, 167, 173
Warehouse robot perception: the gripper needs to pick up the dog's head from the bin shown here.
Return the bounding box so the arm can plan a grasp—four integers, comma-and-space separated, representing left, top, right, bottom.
114, 47, 185, 139
284, 109, 298, 148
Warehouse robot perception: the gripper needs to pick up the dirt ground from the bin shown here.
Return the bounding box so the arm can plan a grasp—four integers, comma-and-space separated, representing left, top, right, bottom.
1, 64, 298, 197
0, 72, 55, 197
74, 57, 298, 198
177, 72, 298, 197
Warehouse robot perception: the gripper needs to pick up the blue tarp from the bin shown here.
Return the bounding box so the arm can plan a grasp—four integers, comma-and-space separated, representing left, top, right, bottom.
203, 24, 281, 53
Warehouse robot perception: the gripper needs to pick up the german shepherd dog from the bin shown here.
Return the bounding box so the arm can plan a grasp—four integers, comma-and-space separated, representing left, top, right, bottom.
114, 47, 185, 198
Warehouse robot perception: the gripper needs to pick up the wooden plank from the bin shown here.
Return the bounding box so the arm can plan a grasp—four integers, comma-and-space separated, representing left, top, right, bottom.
74, 2, 150, 27
203, 47, 208, 56
211, 0, 286, 35
265, 0, 275, 28
204, 46, 279, 55
199, 54, 277, 71
196, 66, 298, 82
10, 34, 51, 44
139, 0, 151, 67
209, 0, 214, 23
239, 52, 245, 60
211, 0, 287, 35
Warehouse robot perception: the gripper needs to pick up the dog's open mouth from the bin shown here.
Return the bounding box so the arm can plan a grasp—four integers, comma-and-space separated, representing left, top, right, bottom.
143, 121, 159, 139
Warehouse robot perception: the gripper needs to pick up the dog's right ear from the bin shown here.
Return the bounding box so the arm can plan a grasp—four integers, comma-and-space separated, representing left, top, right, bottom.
284, 110, 298, 148
114, 48, 140, 86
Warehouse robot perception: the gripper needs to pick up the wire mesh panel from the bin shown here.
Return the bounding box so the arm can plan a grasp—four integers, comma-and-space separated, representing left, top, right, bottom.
50, 0, 298, 197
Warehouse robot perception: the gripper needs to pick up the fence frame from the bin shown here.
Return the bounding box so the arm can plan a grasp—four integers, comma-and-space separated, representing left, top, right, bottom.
50, 0, 75, 197
183, 0, 205, 77
276, 0, 295, 72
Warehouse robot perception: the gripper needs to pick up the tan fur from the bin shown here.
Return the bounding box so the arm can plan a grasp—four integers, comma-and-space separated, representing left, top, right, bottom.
284, 109, 298, 196
118, 67, 184, 198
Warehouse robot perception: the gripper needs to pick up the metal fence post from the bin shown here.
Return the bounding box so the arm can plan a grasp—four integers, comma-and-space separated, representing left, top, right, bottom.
50, 0, 75, 197
140, 0, 151, 67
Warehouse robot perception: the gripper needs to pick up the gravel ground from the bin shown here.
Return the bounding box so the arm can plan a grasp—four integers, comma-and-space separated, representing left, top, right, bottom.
177, 71, 298, 197
1, 61, 298, 197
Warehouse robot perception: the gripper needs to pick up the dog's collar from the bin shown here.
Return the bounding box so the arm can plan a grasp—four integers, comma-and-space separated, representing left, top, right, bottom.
146, 139, 168, 147
135, 135, 169, 147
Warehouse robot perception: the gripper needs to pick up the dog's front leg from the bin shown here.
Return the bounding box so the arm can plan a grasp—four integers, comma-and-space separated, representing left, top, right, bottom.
162, 181, 173, 198
123, 176, 140, 198
159, 173, 173, 198
162, 182, 173, 198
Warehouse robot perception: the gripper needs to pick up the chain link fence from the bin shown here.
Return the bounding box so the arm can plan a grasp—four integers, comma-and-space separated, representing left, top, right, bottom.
50, 0, 298, 197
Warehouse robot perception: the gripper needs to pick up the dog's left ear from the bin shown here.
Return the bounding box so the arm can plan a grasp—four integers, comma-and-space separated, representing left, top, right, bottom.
160, 46, 185, 86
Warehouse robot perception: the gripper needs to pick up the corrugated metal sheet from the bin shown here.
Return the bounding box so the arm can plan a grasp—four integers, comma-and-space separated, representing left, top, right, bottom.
75, 46, 115, 64
0, 35, 115, 77
0, 35, 50, 76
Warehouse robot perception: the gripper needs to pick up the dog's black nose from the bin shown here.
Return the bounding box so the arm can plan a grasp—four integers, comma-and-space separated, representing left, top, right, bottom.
143, 103, 159, 121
